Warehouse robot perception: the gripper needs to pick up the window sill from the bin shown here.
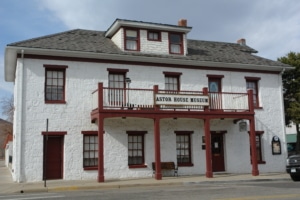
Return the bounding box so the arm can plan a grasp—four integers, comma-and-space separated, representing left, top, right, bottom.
254, 106, 263, 110
178, 163, 194, 167
83, 166, 97, 170
128, 164, 147, 169
258, 161, 266, 164
45, 100, 66, 104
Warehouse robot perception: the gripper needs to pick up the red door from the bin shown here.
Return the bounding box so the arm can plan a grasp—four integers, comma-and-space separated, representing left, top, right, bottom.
211, 134, 225, 172
44, 136, 63, 180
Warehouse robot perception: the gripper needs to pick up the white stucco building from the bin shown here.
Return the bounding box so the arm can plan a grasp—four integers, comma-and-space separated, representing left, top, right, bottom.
4, 19, 292, 183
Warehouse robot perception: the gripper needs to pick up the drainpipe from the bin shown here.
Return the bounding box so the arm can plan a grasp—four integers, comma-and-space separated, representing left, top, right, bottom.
17, 49, 24, 182
279, 68, 287, 157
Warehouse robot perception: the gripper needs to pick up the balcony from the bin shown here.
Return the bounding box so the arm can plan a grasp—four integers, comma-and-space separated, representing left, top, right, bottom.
92, 84, 252, 113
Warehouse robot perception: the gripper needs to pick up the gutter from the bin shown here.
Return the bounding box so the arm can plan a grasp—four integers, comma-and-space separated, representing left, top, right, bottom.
5, 46, 294, 82
17, 49, 24, 182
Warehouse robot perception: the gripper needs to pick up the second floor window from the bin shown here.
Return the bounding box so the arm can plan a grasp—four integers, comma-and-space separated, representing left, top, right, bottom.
169, 33, 183, 54
164, 72, 181, 92
245, 77, 260, 108
125, 29, 139, 51
148, 31, 160, 41
44, 65, 67, 103
108, 73, 125, 106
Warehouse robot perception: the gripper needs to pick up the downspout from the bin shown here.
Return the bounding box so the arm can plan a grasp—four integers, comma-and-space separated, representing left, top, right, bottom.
17, 50, 24, 182
279, 68, 287, 157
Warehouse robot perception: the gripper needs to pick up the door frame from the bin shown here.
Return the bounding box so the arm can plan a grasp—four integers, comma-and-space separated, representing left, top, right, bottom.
211, 131, 227, 172
42, 131, 66, 180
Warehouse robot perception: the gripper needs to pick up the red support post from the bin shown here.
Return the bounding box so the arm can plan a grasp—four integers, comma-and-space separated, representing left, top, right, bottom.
154, 117, 162, 180
97, 116, 105, 182
204, 118, 213, 178
249, 117, 259, 176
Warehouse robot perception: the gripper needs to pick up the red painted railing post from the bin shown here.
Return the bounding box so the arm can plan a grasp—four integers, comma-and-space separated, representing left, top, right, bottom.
98, 82, 103, 111
247, 89, 254, 112
154, 85, 159, 111
203, 87, 209, 112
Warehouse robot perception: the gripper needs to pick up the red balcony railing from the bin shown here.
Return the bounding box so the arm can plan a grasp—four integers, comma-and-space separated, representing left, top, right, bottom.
92, 85, 250, 112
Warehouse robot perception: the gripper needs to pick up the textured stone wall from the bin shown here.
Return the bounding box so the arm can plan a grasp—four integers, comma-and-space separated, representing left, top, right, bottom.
12, 58, 287, 182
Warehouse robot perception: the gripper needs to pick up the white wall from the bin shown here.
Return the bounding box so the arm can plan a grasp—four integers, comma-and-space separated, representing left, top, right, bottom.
12, 58, 287, 182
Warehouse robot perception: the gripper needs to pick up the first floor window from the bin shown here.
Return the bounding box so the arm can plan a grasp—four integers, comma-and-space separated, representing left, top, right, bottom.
82, 131, 98, 168
127, 131, 147, 167
250, 131, 265, 164
175, 131, 193, 166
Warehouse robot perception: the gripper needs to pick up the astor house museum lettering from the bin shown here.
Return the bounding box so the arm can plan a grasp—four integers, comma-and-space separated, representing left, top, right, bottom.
155, 94, 209, 106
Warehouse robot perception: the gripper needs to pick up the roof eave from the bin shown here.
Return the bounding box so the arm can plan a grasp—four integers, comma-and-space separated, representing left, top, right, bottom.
4, 47, 18, 82
4, 46, 291, 82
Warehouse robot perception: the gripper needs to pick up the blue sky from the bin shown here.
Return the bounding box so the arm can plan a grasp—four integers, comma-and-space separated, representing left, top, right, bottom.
1, 0, 300, 120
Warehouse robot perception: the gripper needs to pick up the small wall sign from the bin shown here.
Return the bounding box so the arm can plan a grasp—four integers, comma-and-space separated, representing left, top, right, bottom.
272, 136, 281, 155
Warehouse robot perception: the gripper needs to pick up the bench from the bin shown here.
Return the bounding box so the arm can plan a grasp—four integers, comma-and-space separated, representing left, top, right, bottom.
152, 162, 178, 177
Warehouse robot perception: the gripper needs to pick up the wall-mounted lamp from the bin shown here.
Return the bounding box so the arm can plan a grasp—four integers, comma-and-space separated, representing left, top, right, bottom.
239, 120, 247, 132
125, 77, 131, 84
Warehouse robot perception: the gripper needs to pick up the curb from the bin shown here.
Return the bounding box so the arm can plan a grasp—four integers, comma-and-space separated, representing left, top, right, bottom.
13, 177, 290, 193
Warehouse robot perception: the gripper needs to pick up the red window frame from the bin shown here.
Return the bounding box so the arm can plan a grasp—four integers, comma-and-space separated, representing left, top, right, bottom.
175, 131, 194, 166
147, 30, 161, 41
245, 77, 261, 108
107, 68, 129, 106
163, 71, 182, 92
207, 75, 224, 110
169, 32, 183, 54
81, 131, 98, 170
44, 65, 67, 104
127, 131, 147, 168
249, 131, 265, 164
124, 28, 140, 51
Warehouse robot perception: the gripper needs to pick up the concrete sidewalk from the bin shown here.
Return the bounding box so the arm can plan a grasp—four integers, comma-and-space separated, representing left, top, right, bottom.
0, 159, 291, 194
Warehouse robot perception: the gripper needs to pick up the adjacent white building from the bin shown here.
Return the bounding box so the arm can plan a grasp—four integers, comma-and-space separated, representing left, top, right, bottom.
4, 19, 292, 183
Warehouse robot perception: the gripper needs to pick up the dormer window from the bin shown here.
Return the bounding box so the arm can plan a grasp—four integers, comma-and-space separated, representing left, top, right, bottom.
169, 33, 183, 54
125, 29, 139, 51
148, 31, 161, 41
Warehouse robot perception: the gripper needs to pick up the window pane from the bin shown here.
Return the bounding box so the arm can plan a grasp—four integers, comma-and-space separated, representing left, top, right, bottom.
126, 30, 137, 38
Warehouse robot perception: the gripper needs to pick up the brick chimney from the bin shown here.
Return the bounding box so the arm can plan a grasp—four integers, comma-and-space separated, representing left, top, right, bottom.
178, 19, 187, 27
237, 38, 246, 46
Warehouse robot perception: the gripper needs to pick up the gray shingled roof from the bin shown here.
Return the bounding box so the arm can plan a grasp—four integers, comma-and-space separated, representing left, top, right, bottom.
7, 29, 287, 67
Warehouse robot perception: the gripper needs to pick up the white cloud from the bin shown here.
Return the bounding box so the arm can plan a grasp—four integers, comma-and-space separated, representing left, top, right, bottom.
36, 0, 300, 61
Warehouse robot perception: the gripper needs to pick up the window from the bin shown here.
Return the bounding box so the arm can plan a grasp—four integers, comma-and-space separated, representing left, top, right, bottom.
164, 72, 181, 91
107, 68, 128, 107
148, 31, 161, 41
44, 65, 67, 103
249, 131, 265, 164
169, 33, 183, 54
127, 131, 147, 168
245, 77, 261, 108
175, 131, 193, 166
207, 75, 224, 109
125, 29, 139, 51
82, 131, 98, 169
